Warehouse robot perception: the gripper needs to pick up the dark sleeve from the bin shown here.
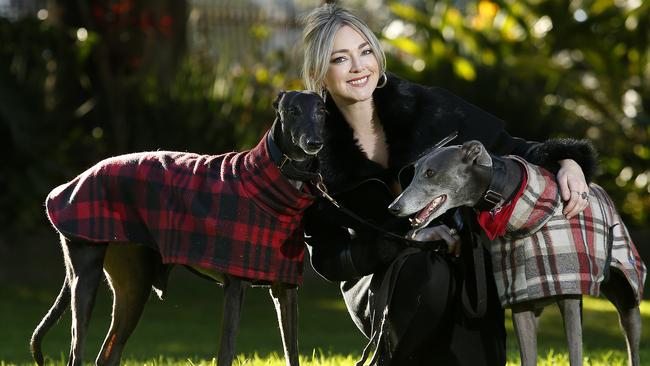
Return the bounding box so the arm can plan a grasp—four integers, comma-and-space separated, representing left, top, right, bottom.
431, 87, 598, 181
522, 138, 598, 182
303, 199, 355, 282
431, 88, 598, 181
304, 198, 406, 282
490, 131, 598, 182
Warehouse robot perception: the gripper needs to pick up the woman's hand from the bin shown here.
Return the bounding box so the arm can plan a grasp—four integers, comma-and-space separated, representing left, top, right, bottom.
407, 224, 461, 257
557, 159, 589, 219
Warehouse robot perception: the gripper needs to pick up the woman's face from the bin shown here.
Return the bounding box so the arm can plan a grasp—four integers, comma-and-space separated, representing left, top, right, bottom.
323, 25, 380, 104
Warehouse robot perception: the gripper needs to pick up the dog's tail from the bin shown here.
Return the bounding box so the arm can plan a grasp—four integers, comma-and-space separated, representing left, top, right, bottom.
30, 279, 70, 365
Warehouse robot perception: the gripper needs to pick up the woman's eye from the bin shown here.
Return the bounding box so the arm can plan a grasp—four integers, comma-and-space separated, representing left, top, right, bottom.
361, 48, 373, 56
424, 169, 434, 178
331, 56, 346, 64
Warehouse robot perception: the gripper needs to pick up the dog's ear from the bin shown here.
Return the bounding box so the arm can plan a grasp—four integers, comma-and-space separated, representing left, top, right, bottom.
461, 140, 492, 167
273, 91, 286, 111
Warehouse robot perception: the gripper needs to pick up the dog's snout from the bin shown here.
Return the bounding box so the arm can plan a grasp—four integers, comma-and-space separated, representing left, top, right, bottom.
387, 202, 401, 215
306, 138, 323, 149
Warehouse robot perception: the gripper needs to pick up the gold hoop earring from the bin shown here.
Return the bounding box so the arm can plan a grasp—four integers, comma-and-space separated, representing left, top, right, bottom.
376, 72, 388, 89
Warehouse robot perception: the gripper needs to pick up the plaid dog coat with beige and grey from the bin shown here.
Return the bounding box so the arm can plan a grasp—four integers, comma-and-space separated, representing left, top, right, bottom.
490, 156, 646, 307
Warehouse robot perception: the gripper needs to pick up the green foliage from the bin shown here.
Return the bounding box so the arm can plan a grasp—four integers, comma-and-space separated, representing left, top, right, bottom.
384, 0, 650, 225
0, 16, 98, 231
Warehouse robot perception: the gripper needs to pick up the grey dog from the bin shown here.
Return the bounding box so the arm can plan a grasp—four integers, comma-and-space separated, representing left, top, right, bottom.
388, 140, 645, 366
31, 91, 326, 366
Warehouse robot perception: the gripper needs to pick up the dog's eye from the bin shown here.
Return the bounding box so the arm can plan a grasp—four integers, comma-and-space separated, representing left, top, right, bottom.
286, 107, 300, 116
424, 169, 434, 178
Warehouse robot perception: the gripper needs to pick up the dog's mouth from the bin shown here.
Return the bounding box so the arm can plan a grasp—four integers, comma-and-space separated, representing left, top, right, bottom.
302, 144, 323, 155
410, 194, 446, 228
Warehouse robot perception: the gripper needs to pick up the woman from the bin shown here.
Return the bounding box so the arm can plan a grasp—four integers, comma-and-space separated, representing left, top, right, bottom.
301, 4, 596, 365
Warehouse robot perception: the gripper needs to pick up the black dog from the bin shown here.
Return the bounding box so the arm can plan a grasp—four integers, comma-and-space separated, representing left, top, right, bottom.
31, 91, 326, 366
389, 140, 646, 366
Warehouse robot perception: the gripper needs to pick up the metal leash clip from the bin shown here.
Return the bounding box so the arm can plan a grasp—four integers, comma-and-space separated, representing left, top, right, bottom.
314, 176, 341, 209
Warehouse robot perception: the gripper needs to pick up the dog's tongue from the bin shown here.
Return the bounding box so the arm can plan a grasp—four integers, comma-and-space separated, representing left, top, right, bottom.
414, 196, 443, 225
415, 205, 433, 224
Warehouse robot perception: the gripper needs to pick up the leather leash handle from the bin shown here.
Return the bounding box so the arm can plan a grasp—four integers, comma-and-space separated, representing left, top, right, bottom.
460, 232, 487, 319
460, 208, 488, 319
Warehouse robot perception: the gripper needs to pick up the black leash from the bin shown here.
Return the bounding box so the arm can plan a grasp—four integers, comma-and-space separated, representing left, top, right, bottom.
312, 130, 462, 252
459, 208, 488, 319
355, 247, 421, 366
457, 154, 523, 319
314, 181, 448, 252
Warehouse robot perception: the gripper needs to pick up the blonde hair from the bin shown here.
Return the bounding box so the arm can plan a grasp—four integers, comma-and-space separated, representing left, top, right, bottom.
301, 4, 386, 94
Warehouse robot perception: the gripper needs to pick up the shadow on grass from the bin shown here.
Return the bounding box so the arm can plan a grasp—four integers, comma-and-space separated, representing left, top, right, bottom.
1, 265, 365, 363
5, 270, 649, 364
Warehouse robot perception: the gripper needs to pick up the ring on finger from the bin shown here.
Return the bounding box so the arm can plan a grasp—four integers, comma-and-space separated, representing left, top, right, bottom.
572, 190, 589, 200
448, 228, 458, 236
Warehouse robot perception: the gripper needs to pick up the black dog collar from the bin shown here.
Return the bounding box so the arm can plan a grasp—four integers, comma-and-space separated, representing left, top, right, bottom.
267, 132, 289, 167
266, 132, 320, 182
474, 157, 508, 213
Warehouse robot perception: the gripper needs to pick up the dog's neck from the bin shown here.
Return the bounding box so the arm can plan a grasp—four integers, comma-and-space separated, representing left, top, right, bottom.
268, 120, 319, 189
474, 155, 525, 212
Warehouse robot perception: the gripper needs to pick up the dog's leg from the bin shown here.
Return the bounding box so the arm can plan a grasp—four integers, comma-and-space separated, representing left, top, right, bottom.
96, 243, 156, 366
557, 296, 583, 366
64, 239, 107, 366
217, 275, 249, 366
512, 303, 539, 366
270, 283, 299, 366
601, 271, 641, 366
613, 304, 641, 366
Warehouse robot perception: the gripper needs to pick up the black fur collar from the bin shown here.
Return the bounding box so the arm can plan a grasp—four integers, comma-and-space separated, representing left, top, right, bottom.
525, 138, 598, 182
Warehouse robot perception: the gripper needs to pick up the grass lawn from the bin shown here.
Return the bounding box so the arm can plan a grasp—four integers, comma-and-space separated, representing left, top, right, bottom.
1, 231, 648, 365
2, 270, 649, 365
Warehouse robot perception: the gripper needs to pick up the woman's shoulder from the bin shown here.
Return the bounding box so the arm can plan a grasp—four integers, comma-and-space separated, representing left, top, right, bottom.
384, 72, 458, 98
377, 72, 511, 153
379, 72, 471, 115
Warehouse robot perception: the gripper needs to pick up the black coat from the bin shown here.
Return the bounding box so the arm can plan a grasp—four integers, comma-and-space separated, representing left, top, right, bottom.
306, 72, 597, 277
305, 72, 547, 276
304, 73, 596, 366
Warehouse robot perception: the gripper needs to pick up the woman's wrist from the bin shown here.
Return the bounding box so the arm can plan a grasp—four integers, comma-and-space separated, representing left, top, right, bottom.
525, 139, 598, 182
558, 158, 578, 168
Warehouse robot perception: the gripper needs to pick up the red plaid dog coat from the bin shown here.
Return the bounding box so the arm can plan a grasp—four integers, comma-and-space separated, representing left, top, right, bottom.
490, 157, 646, 306
46, 133, 315, 285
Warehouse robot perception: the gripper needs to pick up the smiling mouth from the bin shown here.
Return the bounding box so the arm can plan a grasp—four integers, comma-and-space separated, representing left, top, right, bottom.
410, 195, 447, 228
348, 75, 369, 86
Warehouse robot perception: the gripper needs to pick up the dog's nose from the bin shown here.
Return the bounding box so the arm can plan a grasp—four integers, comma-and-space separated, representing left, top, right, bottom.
387, 202, 401, 215
306, 138, 323, 150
